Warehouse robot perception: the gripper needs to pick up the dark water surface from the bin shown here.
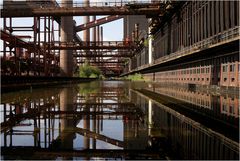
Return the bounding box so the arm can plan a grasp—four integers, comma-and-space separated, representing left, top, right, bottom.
1, 81, 239, 160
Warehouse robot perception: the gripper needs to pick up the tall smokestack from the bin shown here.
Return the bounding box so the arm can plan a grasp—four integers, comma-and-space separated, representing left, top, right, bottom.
60, 0, 73, 76
83, 0, 90, 42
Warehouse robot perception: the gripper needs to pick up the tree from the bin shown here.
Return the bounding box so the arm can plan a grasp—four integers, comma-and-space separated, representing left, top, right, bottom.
78, 62, 102, 78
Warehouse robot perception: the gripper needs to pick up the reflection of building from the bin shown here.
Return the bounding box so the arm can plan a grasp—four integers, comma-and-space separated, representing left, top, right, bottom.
151, 102, 239, 160
152, 86, 239, 119
220, 95, 239, 118
154, 86, 213, 109
143, 85, 239, 134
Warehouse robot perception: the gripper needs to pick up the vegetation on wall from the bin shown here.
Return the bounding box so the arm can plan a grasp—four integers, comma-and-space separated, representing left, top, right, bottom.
124, 73, 145, 81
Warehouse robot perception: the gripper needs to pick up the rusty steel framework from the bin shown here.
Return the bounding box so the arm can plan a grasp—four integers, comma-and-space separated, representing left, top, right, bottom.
0, 0, 171, 76
1, 16, 59, 76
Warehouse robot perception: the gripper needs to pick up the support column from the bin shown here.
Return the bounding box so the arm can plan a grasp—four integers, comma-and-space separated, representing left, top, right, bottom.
60, 0, 73, 76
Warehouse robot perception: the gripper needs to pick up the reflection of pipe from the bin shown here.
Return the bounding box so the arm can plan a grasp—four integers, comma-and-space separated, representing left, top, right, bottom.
148, 99, 152, 136
60, 88, 74, 149
83, 103, 90, 149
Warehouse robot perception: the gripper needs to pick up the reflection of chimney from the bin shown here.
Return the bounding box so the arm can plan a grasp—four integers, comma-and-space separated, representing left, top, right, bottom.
60, 87, 75, 149
60, 0, 73, 76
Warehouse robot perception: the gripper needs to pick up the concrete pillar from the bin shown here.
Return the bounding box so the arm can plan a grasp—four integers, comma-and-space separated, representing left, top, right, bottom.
60, 0, 73, 76
148, 26, 153, 64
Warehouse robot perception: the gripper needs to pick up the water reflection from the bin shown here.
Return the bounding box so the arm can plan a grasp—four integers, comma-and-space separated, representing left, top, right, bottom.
145, 84, 239, 131
0, 81, 239, 160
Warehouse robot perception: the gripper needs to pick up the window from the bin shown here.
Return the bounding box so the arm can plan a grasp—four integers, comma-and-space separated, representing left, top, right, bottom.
201, 68, 205, 73
197, 69, 200, 73
231, 78, 235, 82
223, 65, 228, 72
230, 64, 235, 72
224, 78, 227, 82
206, 68, 210, 73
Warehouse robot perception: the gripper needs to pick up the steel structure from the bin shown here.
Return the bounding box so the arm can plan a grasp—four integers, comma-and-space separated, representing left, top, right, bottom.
0, 0, 171, 77
1, 1, 165, 17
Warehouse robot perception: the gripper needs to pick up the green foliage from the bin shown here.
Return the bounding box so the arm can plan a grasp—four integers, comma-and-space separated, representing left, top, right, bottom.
78, 62, 102, 78
125, 73, 145, 81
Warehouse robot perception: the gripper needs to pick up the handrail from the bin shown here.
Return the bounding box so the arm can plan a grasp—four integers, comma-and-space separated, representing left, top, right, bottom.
2, 0, 164, 9
154, 26, 240, 64
129, 26, 240, 72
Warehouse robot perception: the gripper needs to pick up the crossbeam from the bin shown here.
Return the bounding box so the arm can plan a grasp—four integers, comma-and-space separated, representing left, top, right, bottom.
1, 1, 164, 17
50, 41, 136, 50
75, 15, 124, 32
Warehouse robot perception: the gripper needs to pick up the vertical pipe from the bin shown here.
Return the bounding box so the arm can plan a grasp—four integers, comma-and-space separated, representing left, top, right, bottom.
3, 18, 6, 60
100, 26, 103, 63
92, 16, 96, 62
33, 17, 37, 76
96, 25, 100, 61
48, 16, 51, 76
134, 23, 139, 41
44, 17, 47, 76
60, 0, 73, 76
148, 26, 152, 64
37, 17, 40, 76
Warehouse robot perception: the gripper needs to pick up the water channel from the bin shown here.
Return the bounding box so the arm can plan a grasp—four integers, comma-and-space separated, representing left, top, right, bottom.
1, 81, 239, 160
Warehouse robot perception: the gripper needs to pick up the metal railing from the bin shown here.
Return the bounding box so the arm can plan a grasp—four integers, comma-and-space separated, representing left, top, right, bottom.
129, 26, 240, 73
50, 41, 135, 48
2, 0, 164, 9
154, 26, 240, 65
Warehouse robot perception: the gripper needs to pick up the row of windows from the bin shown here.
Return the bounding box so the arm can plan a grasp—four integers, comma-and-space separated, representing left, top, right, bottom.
222, 64, 239, 72
157, 67, 212, 76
